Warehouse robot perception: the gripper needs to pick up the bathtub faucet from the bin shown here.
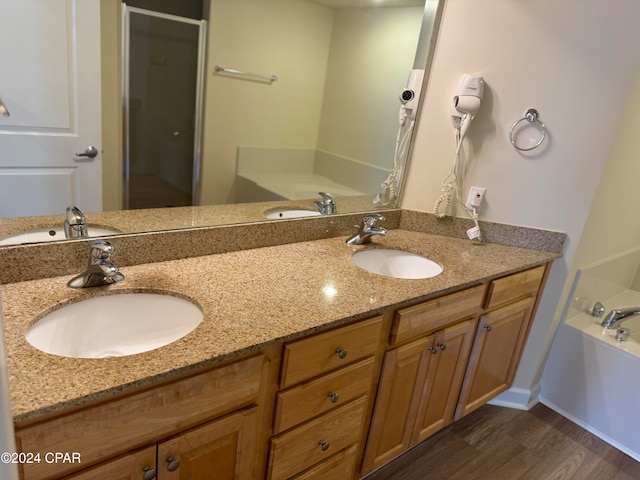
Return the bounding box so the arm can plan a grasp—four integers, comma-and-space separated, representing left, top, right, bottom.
601, 306, 640, 329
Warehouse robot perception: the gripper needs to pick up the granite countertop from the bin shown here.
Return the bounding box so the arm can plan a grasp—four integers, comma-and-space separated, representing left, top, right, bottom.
1, 228, 560, 424
0, 196, 377, 242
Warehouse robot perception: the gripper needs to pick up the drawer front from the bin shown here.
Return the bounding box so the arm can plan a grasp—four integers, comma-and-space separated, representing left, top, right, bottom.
484, 265, 546, 310
291, 445, 359, 480
16, 354, 265, 480
281, 316, 383, 388
268, 396, 367, 480
390, 285, 485, 345
275, 357, 375, 433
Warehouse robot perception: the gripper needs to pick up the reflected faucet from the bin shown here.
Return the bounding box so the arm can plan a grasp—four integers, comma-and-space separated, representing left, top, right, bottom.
64, 205, 88, 239
68, 240, 125, 288
314, 192, 336, 215
601, 307, 640, 329
346, 214, 387, 245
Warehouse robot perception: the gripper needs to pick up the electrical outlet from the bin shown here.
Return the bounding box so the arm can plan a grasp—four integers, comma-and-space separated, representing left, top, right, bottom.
466, 186, 486, 210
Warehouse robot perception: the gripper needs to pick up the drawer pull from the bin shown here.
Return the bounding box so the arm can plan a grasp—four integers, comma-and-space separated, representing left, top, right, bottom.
335, 348, 348, 359
438, 343, 447, 351
142, 466, 157, 480
318, 440, 330, 452
427, 346, 438, 355
328, 392, 340, 403
484, 325, 493, 332
166, 456, 180, 472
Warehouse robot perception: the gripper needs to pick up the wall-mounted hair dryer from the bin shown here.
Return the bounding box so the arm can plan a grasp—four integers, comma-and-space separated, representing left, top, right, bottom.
399, 69, 424, 122
450, 74, 484, 148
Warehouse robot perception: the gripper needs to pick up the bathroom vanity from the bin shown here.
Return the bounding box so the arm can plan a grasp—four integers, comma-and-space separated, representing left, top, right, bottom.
0, 211, 562, 479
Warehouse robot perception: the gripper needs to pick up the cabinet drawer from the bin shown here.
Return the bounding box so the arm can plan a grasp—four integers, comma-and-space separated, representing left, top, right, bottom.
280, 316, 383, 388
268, 396, 367, 480
484, 265, 546, 310
291, 445, 358, 480
390, 285, 484, 345
275, 357, 375, 433
16, 354, 265, 480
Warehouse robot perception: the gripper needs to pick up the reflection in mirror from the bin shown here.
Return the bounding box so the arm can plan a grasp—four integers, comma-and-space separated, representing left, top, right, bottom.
0, 0, 443, 247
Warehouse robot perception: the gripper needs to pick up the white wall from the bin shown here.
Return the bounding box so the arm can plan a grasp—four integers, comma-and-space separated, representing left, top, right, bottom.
402, 0, 640, 406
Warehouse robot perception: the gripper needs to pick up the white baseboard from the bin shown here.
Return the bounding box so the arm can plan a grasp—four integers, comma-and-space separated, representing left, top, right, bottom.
487, 385, 541, 411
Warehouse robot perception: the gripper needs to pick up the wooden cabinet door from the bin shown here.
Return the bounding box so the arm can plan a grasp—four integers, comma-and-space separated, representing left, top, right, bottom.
360, 335, 433, 473
65, 446, 157, 480
411, 318, 477, 443
157, 407, 258, 480
455, 298, 534, 420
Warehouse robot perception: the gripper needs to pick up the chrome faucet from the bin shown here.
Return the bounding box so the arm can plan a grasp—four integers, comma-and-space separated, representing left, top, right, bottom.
601, 306, 640, 329
68, 240, 125, 288
346, 214, 387, 245
64, 205, 88, 239
314, 192, 336, 215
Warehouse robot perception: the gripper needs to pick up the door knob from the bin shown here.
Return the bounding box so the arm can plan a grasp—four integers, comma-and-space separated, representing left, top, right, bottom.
75, 146, 98, 159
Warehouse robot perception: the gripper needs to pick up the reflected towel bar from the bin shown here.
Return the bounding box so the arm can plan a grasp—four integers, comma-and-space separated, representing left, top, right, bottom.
214, 65, 278, 83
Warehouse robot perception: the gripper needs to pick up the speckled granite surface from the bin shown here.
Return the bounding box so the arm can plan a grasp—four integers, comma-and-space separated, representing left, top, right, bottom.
1, 221, 562, 424
0, 196, 380, 241
0, 211, 401, 284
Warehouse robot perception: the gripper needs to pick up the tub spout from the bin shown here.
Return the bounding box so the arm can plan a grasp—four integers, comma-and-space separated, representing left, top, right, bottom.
601, 307, 640, 329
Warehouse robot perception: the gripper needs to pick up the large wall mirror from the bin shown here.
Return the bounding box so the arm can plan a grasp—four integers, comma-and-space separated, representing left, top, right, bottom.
0, 0, 443, 247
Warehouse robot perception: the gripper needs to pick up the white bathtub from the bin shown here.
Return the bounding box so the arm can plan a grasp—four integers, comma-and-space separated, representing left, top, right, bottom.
541, 269, 640, 461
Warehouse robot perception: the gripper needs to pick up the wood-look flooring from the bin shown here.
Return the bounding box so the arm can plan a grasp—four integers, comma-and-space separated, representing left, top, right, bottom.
364, 403, 640, 480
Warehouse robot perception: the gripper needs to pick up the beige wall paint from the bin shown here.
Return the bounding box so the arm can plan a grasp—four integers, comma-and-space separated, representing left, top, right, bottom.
569, 70, 640, 272
402, 0, 640, 405
100, 0, 123, 211
317, 7, 423, 169
201, 0, 334, 204
102, 1, 424, 207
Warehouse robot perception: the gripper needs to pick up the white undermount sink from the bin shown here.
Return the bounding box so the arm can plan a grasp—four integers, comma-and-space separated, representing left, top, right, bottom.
352, 248, 443, 280
26, 293, 203, 358
264, 208, 321, 219
0, 226, 120, 246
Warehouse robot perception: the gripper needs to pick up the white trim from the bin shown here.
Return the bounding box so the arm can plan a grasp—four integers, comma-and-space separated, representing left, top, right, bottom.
487, 384, 541, 411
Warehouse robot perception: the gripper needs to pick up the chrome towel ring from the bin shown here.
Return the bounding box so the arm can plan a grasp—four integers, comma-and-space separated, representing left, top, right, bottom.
509, 108, 545, 151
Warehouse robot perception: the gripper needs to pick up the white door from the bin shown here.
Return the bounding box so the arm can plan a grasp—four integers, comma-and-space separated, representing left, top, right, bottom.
0, 0, 102, 218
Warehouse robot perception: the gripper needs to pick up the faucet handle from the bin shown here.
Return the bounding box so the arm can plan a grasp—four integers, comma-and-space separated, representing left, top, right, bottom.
363, 213, 385, 227
591, 301, 606, 318
90, 239, 114, 262
318, 192, 334, 205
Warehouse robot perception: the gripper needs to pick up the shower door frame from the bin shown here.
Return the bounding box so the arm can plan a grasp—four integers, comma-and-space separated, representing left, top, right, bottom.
121, 5, 207, 209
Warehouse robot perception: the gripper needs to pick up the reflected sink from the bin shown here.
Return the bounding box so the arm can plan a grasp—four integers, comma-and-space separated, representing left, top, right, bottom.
352, 248, 443, 279
264, 208, 321, 219
26, 293, 203, 358
0, 226, 120, 246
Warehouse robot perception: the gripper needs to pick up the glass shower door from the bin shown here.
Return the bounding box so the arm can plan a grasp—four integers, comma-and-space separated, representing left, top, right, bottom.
123, 6, 206, 209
